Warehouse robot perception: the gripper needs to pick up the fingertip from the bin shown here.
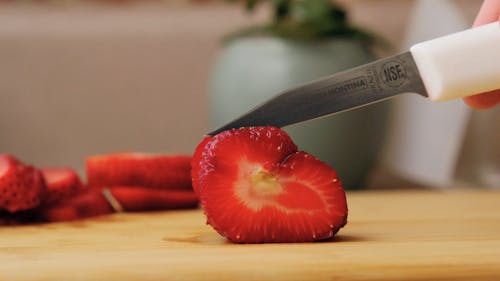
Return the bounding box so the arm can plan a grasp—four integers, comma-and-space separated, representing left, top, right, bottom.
473, 0, 500, 27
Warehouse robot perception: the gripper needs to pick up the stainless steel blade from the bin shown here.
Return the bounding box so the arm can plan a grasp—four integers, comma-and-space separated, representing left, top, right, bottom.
209, 52, 427, 136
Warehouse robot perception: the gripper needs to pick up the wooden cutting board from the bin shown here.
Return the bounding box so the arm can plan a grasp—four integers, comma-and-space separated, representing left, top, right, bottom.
1, 189, 500, 281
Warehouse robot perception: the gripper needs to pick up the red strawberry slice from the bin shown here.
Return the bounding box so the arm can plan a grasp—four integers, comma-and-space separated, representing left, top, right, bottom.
41, 168, 84, 206
110, 187, 198, 211
86, 153, 192, 190
192, 126, 348, 243
41, 186, 198, 222
0, 154, 45, 213
40, 189, 113, 222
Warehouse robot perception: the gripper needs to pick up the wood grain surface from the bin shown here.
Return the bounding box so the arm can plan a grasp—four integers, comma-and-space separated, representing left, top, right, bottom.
1, 189, 500, 281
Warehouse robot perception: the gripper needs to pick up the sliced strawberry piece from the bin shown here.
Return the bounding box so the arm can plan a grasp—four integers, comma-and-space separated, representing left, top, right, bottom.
109, 186, 198, 211
40, 189, 113, 222
40, 186, 198, 222
86, 153, 192, 190
0, 154, 45, 213
192, 127, 348, 243
41, 168, 85, 206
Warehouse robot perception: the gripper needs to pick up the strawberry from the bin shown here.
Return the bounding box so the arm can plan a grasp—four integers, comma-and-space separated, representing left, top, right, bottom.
41, 186, 198, 222
0, 154, 45, 213
41, 168, 85, 206
39, 189, 113, 222
192, 126, 348, 243
109, 186, 198, 211
86, 153, 192, 190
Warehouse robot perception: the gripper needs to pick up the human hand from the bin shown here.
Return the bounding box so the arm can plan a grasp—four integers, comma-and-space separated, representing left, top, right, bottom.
463, 0, 500, 109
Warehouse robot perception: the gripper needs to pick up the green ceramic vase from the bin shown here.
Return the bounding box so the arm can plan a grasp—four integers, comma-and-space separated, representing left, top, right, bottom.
209, 37, 390, 189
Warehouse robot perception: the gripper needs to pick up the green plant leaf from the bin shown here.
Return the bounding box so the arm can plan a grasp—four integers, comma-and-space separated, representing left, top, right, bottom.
223, 0, 386, 49
245, 0, 259, 11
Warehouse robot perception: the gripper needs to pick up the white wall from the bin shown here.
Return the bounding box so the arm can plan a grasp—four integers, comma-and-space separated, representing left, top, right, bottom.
0, 1, 485, 185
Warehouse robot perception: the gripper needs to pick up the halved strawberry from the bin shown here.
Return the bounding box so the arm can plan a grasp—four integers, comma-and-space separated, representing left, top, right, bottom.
192, 126, 348, 243
41, 168, 85, 206
0, 154, 45, 213
86, 153, 192, 190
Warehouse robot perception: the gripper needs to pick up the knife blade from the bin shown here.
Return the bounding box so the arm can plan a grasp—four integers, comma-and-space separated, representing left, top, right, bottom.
209, 21, 500, 136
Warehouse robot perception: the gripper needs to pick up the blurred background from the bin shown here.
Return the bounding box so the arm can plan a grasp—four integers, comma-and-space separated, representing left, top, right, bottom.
0, 0, 498, 190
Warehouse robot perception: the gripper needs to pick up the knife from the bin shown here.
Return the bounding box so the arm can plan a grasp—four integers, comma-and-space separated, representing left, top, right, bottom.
209, 21, 500, 136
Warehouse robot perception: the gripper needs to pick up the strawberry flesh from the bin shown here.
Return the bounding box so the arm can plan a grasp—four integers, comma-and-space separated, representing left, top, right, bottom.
192, 127, 348, 243
109, 186, 198, 211
86, 153, 192, 190
41, 186, 199, 222
40, 189, 113, 222
41, 168, 84, 206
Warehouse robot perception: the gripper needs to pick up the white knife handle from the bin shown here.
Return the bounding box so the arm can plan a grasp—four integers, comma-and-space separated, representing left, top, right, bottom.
410, 21, 500, 101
